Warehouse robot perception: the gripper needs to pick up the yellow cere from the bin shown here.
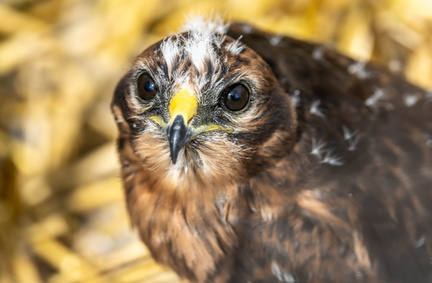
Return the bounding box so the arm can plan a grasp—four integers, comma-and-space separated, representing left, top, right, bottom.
168, 89, 233, 135
169, 89, 198, 124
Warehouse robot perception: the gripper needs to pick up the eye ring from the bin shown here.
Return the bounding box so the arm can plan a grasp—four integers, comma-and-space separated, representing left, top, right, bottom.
222, 83, 250, 112
136, 73, 157, 101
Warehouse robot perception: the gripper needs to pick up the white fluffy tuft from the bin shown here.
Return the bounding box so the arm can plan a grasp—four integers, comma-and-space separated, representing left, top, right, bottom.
226, 35, 244, 54
181, 14, 228, 35
181, 15, 228, 72
160, 35, 181, 72
158, 15, 230, 90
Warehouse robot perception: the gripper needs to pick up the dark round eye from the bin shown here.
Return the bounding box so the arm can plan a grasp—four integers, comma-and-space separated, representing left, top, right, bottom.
136, 73, 157, 101
223, 83, 250, 112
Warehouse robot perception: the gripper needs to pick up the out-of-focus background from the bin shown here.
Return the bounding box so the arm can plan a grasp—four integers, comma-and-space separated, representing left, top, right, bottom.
0, 0, 431, 282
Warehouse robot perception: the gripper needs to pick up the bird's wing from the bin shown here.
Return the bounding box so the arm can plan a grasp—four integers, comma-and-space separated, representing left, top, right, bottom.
227, 22, 432, 283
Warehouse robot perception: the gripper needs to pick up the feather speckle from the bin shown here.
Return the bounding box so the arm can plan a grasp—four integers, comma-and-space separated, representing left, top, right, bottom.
404, 94, 419, 107
321, 148, 344, 166
415, 235, 426, 248
311, 138, 326, 157
271, 261, 296, 283
348, 61, 372, 79
310, 100, 325, 118
270, 35, 283, 46
291, 89, 301, 107
312, 46, 326, 61
240, 23, 253, 34
365, 88, 385, 108
342, 126, 360, 151
310, 138, 343, 166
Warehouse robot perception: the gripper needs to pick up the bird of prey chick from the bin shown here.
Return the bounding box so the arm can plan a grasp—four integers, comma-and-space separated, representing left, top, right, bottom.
112, 16, 432, 283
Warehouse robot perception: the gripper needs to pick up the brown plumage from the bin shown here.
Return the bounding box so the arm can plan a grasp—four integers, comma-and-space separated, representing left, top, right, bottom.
111, 17, 432, 283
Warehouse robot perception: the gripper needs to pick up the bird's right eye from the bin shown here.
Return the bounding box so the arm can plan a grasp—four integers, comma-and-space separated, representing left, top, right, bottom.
136, 73, 157, 101
223, 83, 250, 112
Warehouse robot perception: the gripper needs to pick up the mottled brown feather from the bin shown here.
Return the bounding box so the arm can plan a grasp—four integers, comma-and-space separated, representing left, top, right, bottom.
112, 20, 432, 283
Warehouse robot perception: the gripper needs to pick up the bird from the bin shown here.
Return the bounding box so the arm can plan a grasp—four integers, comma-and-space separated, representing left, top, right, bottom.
111, 16, 432, 283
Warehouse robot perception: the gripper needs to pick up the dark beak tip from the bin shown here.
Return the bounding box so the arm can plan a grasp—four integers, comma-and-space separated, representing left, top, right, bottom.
167, 115, 191, 164
170, 151, 178, 164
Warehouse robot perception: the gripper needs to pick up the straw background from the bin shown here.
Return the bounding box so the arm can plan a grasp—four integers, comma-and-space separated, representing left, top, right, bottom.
0, 0, 431, 282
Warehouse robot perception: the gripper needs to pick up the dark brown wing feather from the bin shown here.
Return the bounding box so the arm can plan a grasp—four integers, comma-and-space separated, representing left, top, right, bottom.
223, 23, 432, 283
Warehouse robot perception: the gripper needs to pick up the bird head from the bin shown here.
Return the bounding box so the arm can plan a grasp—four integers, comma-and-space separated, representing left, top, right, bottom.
112, 18, 298, 187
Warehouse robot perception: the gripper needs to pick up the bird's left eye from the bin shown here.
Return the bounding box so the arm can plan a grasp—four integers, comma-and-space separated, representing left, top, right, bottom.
223, 83, 250, 112
136, 73, 157, 101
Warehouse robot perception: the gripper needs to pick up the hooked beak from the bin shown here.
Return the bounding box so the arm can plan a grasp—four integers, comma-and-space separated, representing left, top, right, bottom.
166, 89, 197, 164
150, 89, 233, 164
